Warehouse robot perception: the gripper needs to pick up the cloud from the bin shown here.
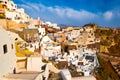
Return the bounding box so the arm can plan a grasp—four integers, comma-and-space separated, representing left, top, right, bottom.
17, 1, 120, 27
103, 11, 113, 20
46, 6, 97, 20
19, 4, 31, 10
18, 3, 97, 20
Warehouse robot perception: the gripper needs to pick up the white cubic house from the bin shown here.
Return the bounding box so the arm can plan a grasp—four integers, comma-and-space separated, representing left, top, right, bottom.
0, 28, 16, 78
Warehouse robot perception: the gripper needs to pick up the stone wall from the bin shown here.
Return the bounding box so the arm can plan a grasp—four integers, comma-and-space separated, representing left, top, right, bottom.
0, 19, 7, 29
0, 19, 28, 29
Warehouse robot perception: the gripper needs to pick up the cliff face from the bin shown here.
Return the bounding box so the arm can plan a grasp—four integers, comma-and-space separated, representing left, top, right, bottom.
84, 24, 120, 57
95, 28, 120, 57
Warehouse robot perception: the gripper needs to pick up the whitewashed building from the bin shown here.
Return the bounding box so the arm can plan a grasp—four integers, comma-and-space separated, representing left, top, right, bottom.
38, 26, 45, 41
65, 28, 84, 41
16, 8, 30, 23
43, 21, 60, 30
0, 0, 17, 10
0, 28, 16, 77
27, 56, 60, 80
0, 0, 30, 23
66, 49, 99, 76
41, 36, 61, 58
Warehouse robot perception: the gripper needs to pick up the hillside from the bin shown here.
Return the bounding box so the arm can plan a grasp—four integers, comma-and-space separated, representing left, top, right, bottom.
95, 28, 120, 57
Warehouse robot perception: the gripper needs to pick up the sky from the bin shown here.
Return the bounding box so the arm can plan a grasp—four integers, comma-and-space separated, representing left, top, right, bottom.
13, 0, 120, 27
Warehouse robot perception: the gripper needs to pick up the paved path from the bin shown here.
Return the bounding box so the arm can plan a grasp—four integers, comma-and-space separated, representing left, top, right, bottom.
4, 71, 40, 80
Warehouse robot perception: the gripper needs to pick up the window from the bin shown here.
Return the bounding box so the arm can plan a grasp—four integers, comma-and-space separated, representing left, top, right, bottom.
38, 33, 41, 35
3, 44, 7, 54
56, 36, 62, 38
11, 44, 14, 49
73, 38, 76, 40
5, 1, 7, 4
11, 4, 13, 7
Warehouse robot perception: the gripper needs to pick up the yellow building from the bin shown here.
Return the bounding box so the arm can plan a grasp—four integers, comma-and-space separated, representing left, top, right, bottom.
62, 26, 73, 32
54, 32, 66, 43
0, 4, 7, 18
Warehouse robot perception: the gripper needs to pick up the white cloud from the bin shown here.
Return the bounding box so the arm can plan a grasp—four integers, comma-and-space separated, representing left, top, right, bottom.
30, 4, 40, 11
47, 6, 67, 17
17, 2, 120, 27
18, 2, 97, 20
46, 6, 97, 20
18, 3, 98, 25
104, 11, 113, 20
66, 9, 97, 20
19, 4, 31, 10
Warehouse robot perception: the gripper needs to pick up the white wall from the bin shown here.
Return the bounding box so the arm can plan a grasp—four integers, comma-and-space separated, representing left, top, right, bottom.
0, 29, 16, 77
2, 0, 30, 23
61, 69, 71, 80
27, 57, 45, 71
38, 27, 45, 40
0, 0, 17, 10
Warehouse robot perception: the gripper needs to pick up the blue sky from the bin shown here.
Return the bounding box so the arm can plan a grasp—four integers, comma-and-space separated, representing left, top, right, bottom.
13, 0, 120, 27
